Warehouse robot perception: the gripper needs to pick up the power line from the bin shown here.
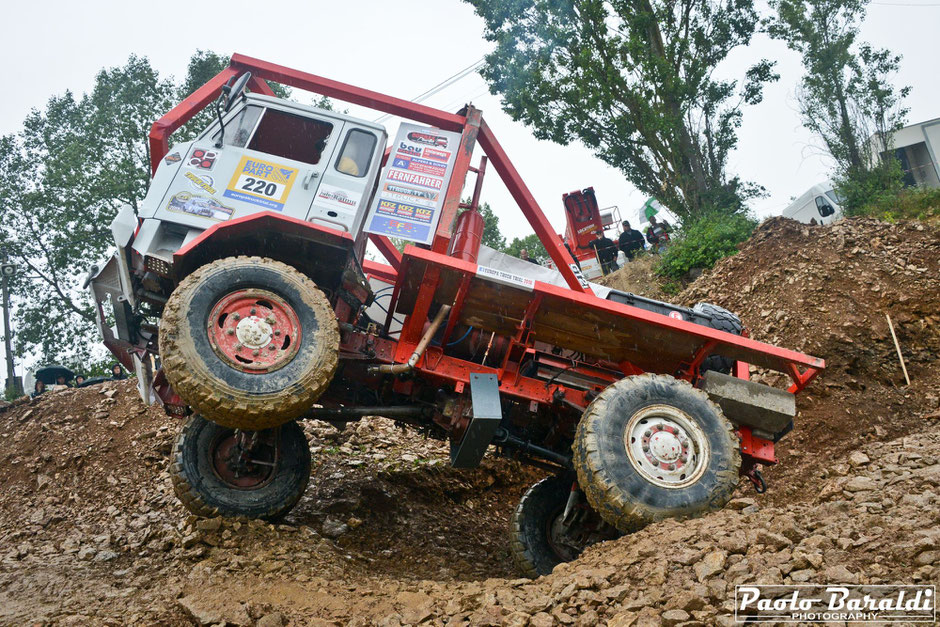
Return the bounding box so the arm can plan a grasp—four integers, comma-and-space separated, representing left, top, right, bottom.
373, 57, 486, 123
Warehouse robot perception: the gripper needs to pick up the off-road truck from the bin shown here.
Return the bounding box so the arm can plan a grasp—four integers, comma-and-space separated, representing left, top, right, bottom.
88, 54, 824, 576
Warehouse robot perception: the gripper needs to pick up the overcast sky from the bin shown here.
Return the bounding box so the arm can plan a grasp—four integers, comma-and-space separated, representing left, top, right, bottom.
0, 0, 936, 377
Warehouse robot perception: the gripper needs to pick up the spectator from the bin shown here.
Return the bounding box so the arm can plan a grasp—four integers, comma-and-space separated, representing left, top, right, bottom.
75, 374, 86, 386
519, 249, 539, 265
645, 215, 672, 253
618, 221, 645, 261
55, 374, 71, 388
32, 380, 46, 398
110, 364, 127, 380
560, 236, 581, 271
581, 233, 619, 275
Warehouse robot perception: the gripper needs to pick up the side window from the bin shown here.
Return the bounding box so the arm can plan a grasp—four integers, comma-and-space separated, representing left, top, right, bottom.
212, 105, 263, 148
815, 195, 834, 217
334, 129, 377, 178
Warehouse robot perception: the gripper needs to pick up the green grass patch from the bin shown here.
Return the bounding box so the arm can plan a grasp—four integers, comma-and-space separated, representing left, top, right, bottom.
656, 212, 757, 280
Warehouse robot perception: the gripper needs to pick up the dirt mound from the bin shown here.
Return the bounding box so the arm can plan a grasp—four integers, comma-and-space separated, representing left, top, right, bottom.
594, 254, 670, 300
681, 216, 940, 501
2, 381, 936, 625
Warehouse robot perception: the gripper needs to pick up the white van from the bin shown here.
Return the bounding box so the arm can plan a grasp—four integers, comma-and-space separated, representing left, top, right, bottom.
782, 182, 843, 225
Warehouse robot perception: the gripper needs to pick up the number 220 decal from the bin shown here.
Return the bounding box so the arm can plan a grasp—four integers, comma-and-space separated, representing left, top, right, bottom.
224, 156, 298, 212
240, 177, 278, 197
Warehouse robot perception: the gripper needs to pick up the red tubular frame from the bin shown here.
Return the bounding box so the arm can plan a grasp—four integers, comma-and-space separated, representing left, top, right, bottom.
146, 54, 824, 474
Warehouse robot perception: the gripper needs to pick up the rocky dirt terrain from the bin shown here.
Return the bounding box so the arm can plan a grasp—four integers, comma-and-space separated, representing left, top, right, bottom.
0, 216, 937, 625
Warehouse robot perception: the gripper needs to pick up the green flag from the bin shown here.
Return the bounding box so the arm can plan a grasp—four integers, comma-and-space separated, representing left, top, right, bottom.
641, 198, 662, 221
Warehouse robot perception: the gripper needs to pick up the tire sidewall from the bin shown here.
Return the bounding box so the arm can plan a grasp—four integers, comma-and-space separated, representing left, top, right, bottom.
582, 376, 739, 525
513, 475, 573, 577
184, 263, 324, 396
178, 416, 310, 519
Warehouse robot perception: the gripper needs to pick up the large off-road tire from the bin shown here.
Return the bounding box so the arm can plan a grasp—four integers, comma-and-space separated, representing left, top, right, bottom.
692, 302, 743, 374
573, 374, 740, 533
160, 256, 339, 430
510, 476, 579, 578
171, 414, 311, 520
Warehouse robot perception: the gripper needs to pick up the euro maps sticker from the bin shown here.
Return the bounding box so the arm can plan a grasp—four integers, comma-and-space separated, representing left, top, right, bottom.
364, 123, 461, 245
224, 156, 298, 212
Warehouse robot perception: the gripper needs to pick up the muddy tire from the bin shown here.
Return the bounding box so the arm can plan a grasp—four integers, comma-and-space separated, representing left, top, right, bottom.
573, 374, 740, 533
171, 414, 311, 520
510, 476, 579, 578
692, 302, 742, 375
160, 256, 339, 430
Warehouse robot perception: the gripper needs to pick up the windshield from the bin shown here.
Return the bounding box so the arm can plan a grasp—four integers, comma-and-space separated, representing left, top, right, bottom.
212, 105, 335, 166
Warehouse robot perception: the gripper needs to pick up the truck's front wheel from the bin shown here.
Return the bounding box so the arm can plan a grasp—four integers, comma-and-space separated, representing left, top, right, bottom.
160, 256, 339, 430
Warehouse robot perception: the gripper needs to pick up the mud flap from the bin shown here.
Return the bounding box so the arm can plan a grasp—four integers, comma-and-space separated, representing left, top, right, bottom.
450, 373, 502, 468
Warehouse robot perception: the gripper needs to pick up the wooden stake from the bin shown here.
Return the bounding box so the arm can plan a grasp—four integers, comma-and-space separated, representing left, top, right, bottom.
885, 313, 910, 386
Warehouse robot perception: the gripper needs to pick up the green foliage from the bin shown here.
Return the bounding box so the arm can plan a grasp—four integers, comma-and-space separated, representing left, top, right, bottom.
848, 185, 940, 222
503, 234, 548, 264
836, 160, 904, 216
467, 0, 776, 221
767, 0, 909, 194
656, 212, 757, 280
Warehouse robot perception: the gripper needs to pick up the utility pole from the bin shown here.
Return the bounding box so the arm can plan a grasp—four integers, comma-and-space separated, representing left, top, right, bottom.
1, 253, 22, 397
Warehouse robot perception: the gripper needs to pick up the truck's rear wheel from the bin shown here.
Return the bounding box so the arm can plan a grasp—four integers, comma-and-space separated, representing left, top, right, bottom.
573, 374, 740, 533
160, 256, 339, 430
171, 414, 310, 520
510, 476, 580, 578
692, 302, 742, 374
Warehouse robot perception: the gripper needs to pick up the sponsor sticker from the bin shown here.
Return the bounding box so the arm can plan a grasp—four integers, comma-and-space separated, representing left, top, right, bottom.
407, 131, 448, 148
315, 184, 362, 212
164, 152, 181, 165
734, 585, 935, 623
386, 169, 443, 190
367, 215, 431, 241
187, 147, 218, 171
668, 311, 684, 320
166, 192, 233, 221
421, 147, 451, 163
185, 172, 216, 195
392, 155, 448, 177
375, 199, 434, 224
476, 265, 535, 291
569, 263, 590, 289
224, 156, 298, 212
396, 142, 423, 157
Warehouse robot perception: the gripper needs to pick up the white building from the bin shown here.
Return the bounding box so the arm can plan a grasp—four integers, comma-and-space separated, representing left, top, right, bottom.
870, 118, 940, 188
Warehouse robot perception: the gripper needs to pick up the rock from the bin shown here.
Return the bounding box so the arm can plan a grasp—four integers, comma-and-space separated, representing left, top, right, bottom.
529, 612, 555, 627
694, 551, 727, 582
177, 596, 251, 626
849, 451, 870, 466
195, 517, 222, 532
789, 568, 815, 583
824, 565, 858, 583
915, 550, 939, 566
844, 476, 876, 492
662, 609, 690, 626
322, 516, 349, 539
93, 550, 119, 562
726, 498, 756, 510
756, 530, 792, 550
256, 613, 285, 627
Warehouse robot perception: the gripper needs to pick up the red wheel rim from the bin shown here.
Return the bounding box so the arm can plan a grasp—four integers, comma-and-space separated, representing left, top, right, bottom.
207, 288, 302, 373
210, 431, 275, 489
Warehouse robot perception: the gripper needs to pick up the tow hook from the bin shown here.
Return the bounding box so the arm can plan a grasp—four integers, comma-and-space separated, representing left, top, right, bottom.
745, 467, 766, 493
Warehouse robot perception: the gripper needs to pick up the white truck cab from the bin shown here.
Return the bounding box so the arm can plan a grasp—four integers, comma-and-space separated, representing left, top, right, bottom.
781, 182, 843, 225
132, 93, 387, 268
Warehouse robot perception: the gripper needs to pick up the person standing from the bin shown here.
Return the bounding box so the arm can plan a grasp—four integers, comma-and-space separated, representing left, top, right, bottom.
581, 233, 619, 275
519, 249, 540, 265
645, 215, 672, 253
110, 364, 127, 380
618, 221, 645, 261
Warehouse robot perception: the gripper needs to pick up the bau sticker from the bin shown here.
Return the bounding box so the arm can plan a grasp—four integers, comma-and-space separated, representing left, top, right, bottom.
187, 147, 218, 170
166, 192, 233, 222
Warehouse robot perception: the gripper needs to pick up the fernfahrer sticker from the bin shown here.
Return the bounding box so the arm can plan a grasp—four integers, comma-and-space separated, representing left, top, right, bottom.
224, 156, 298, 212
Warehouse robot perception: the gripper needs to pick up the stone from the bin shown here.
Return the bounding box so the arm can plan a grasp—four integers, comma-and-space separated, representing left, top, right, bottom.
661, 609, 690, 626
915, 550, 939, 566
694, 551, 727, 582
195, 517, 222, 532
177, 596, 251, 626
824, 565, 858, 583
844, 476, 876, 492
849, 451, 870, 466
608, 611, 638, 627
756, 530, 792, 550
93, 550, 119, 562
529, 612, 555, 627
322, 516, 349, 539
256, 613, 285, 627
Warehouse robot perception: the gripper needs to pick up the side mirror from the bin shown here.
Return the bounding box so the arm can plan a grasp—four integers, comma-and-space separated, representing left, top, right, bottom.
223, 72, 253, 112
814, 196, 835, 217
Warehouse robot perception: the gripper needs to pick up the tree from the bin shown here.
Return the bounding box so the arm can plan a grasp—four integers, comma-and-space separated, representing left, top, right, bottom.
466, 0, 777, 222
503, 234, 548, 264
767, 0, 910, 211
0, 52, 282, 370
